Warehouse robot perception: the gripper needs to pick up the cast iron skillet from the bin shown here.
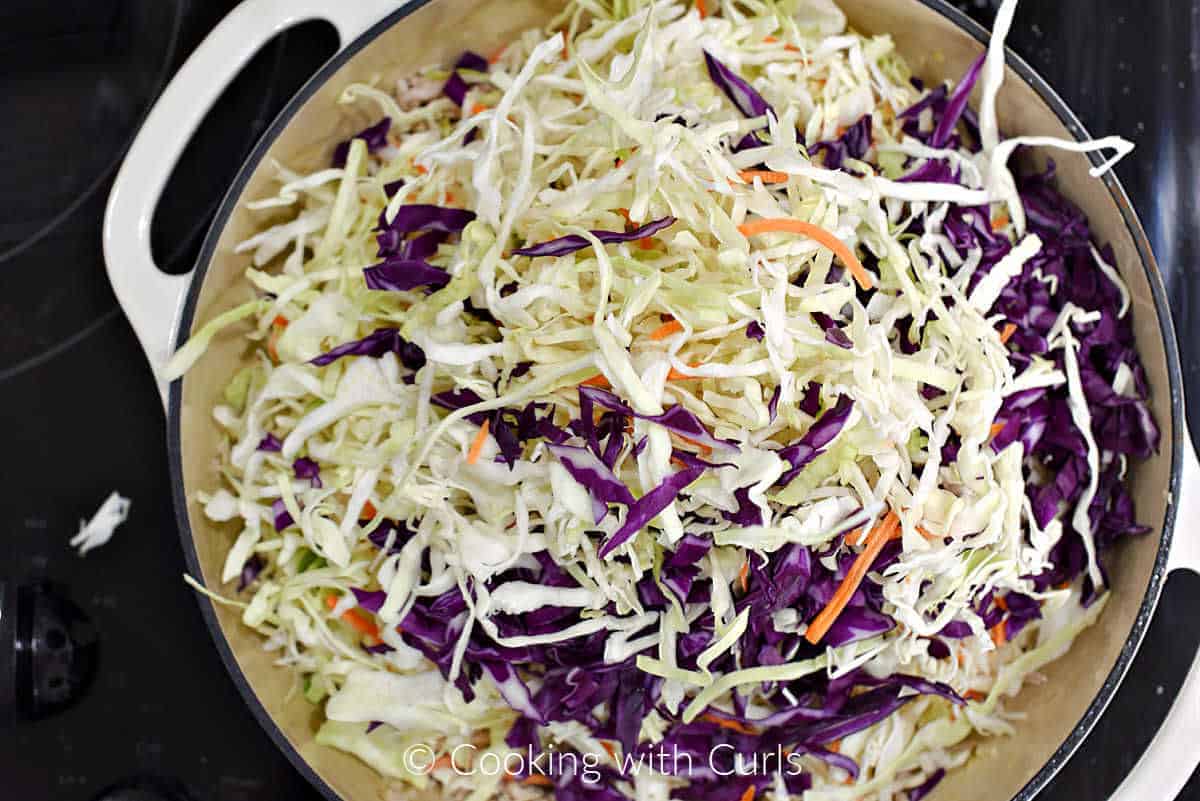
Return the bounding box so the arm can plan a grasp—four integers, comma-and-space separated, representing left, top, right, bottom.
103, 1, 1200, 800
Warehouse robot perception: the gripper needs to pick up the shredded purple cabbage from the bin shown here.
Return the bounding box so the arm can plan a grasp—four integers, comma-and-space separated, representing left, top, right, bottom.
332, 117, 391, 168
512, 216, 677, 258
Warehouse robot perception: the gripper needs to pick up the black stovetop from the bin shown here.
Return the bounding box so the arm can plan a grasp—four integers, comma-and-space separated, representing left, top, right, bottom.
1, 2, 1197, 800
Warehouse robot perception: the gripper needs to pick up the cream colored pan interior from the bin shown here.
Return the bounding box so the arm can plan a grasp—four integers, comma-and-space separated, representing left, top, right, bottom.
173, 1, 1177, 798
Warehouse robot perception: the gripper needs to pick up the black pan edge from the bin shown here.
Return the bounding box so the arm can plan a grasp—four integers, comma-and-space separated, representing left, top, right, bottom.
164, 2, 1186, 800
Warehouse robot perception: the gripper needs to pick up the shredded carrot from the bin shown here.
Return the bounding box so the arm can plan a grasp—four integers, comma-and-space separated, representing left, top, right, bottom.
965, 690, 985, 702
272, 315, 289, 328
523, 775, 555, 788
444, 191, 455, 204
488, 43, 507, 64
988, 421, 1006, 440
999, 322, 1017, 344
581, 374, 611, 388
616, 207, 632, 224
738, 218, 873, 291
916, 525, 939, 541
739, 786, 756, 801
359, 499, 377, 521
827, 739, 842, 754
995, 595, 1009, 612
665, 361, 705, 382
763, 35, 777, 43
431, 754, 454, 771
990, 621, 1007, 647
415, 164, 428, 175
844, 527, 865, 546
738, 559, 751, 593
467, 419, 490, 465
1055, 580, 1071, 590
638, 237, 656, 250
737, 169, 791, 184
649, 319, 684, 340
601, 741, 617, 760
695, 0, 707, 19
324, 594, 381, 639
804, 512, 899, 644
471, 102, 489, 116
991, 213, 1010, 231
701, 713, 760, 736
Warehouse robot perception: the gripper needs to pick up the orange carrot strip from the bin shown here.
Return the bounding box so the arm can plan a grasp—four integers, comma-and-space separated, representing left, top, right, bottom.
827, 739, 842, 754
916, 525, 939, 541
804, 512, 899, 644
739, 786, 756, 801
701, 713, 760, 736
991, 213, 1010, 231
738, 218, 873, 290
737, 169, 791, 184
995, 595, 1009, 612
965, 689, 985, 702
581, 374, 611, 388
272, 315, 289, 328
488, 44, 507, 63
738, 559, 751, 593
649, 319, 684, 340
695, 0, 707, 19
467, 419, 490, 464
324, 594, 381, 639
990, 622, 1007, 646
989, 421, 1006, 440
844, 527, 865, 546
359, 499, 377, 521
999, 322, 1017, 344
524, 775, 555, 788
601, 741, 617, 760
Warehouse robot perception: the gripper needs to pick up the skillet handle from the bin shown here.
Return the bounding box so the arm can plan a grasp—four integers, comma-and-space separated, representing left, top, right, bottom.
103, 0, 398, 407
1106, 429, 1200, 801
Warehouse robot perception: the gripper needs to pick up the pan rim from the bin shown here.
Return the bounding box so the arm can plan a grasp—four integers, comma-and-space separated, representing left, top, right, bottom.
165, 2, 1185, 800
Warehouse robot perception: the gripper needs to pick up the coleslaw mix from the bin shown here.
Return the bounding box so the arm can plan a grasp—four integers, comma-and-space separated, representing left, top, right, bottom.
166, 0, 1156, 799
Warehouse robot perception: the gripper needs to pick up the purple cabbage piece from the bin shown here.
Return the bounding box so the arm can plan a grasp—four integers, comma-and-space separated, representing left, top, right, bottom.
777, 395, 854, 486
367, 520, 416, 554
430, 388, 489, 424
351, 587, 387, 614
442, 50, 488, 107
822, 606, 895, 647
271, 499, 294, 531
812, 311, 853, 349
332, 117, 391, 168
767, 385, 781, 423
703, 50, 773, 119
930, 53, 985, 148
909, 769, 946, 801
1003, 592, 1042, 639
808, 114, 873, 170
377, 203, 476, 238
293, 457, 322, 488
363, 257, 451, 292
363, 642, 394, 655
512, 216, 677, 258
598, 467, 704, 558
257, 433, 282, 452
799, 381, 822, 417
548, 444, 636, 523
926, 638, 951, 660
580, 386, 738, 453
746, 320, 765, 341
383, 179, 404, 197
309, 326, 427, 370
671, 450, 736, 470
237, 555, 265, 592
483, 662, 544, 723
722, 486, 764, 527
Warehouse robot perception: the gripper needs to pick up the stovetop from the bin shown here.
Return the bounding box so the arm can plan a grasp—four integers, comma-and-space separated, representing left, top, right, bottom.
1, 2, 1197, 800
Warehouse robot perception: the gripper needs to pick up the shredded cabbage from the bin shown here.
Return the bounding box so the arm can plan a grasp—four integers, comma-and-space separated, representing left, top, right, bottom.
173, 1, 1155, 799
